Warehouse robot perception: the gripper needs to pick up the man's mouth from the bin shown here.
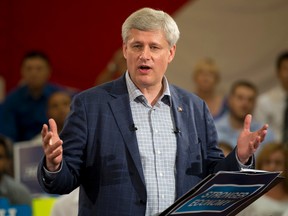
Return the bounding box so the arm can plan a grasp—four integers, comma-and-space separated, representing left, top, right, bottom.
138, 65, 151, 70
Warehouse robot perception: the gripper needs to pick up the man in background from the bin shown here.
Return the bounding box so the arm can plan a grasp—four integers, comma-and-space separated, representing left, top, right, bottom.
255, 51, 288, 143
215, 80, 275, 154
0, 51, 62, 142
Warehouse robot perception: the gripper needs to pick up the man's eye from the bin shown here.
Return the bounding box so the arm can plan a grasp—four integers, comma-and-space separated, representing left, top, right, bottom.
133, 45, 142, 49
151, 46, 159, 50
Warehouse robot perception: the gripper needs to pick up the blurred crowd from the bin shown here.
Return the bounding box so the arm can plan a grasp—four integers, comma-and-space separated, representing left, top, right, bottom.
0, 49, 288, 215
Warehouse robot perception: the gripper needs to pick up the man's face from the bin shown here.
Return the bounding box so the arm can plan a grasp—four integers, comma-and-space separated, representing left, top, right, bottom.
47, 92, 71, 128
123, 29, 176, 90
21, 57, 51, 90
278, 59, 288, 92
229, 86, 257, 121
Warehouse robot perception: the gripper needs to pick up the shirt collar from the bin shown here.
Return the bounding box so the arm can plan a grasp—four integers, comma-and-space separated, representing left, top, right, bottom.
125, 72, 171, 106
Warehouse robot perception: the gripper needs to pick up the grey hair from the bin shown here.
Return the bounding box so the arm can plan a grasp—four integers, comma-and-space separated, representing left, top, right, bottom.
121, 7, 180, 47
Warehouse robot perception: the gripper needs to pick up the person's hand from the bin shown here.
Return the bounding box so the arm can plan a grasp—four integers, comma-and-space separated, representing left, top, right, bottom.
236, 114, 268, 164
41, 118, 63, 172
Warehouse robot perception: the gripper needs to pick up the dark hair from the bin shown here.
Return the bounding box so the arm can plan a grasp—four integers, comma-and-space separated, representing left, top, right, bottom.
22, 50, 50, 65
229, 80, 258, 96
276, 51, 288, 72
0, 135, 12, 159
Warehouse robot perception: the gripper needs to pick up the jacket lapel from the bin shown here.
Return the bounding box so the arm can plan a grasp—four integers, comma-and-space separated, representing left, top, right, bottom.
170, 85, 191, 197
108, 76, 147, 201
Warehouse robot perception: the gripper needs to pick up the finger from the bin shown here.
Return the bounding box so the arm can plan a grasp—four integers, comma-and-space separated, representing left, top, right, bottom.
253, 136, 261, 149
45, 139, 63, 153
257, 124, 269, 135
41, 124, 49, 138
47, 144, 63, 159
49, 118, 58, 135
259, 130, 267, 142
243, 114, 252, 131
43, 131, 53, 147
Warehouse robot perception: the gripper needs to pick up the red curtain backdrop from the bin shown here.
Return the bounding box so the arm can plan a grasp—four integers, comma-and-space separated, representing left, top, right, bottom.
0, 0, 188, 92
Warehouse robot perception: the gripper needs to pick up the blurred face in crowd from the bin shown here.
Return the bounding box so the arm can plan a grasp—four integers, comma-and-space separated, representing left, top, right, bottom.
47, 92, 71, 132
194, 69, 219, 93
278, 59, 288, 92
21, 57, 51, 90
123, 29, 176, 91
261, 150, 285, 172
228, 86, 257, 122
0, 144, 8, 178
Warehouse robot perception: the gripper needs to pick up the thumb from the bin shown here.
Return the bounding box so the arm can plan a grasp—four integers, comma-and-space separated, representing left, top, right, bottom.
48, 118, 59, 136
243, 114, 252, 132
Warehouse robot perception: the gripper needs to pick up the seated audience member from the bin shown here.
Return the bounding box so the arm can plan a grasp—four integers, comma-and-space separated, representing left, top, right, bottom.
95, 48, 127, 85
32, 90, 73, 143
50, 187, 79, 216
237, 142, 288, 216
215, 80, 275, 153
255, 51, 288, 143
0, 135, 32, 206
218, 141, 233, 157
192, 57, 228, 120
46, 90, 72, 133
0, 51, 63, 142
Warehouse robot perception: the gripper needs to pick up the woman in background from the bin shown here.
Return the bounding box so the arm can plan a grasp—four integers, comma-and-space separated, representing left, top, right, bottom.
192, 57, 228, 120
237, 142, 288, 216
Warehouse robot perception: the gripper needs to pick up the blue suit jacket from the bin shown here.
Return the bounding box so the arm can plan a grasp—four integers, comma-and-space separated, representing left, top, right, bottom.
38, 75, 243, 215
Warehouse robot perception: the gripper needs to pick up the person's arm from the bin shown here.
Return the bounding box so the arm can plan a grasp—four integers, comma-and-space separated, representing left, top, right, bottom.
38, 94, 87, 194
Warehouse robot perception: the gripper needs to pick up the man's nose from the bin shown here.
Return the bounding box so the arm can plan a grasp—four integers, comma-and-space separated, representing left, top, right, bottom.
140, 47, 151, 60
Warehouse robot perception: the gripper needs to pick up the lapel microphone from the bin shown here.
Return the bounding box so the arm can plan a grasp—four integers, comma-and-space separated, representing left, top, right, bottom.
174, 127, 180, 134
130, 124, 138, 131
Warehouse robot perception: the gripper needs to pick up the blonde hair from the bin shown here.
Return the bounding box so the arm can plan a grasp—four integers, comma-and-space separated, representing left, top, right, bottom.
192, 58, 220, 82
256, 142, 288, 191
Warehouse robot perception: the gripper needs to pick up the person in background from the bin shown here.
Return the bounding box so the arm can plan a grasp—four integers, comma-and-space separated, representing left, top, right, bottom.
192, 57, 228, 120
0, 51, 63, 142
237, 142, 288, 216
95, 48, 127, 85
47, 91, 72, 134
255, 51, 288, 143
30, 90, 73, 143
0, 135, 32, 206
38, 8, 269, 216
215, 80, 275, 155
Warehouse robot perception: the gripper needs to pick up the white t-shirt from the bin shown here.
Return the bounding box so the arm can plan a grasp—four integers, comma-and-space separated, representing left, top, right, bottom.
255, 85, 286, 142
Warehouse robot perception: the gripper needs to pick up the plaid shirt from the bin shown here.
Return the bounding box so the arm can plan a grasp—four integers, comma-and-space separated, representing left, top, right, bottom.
126, 72, 177, 216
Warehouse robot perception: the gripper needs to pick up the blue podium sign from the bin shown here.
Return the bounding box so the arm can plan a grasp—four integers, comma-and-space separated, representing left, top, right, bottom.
160, 170, 282, 216
0, 198, 32, 216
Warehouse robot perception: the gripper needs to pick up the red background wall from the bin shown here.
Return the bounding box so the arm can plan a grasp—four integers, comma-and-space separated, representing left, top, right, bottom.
0, 0, 188, 92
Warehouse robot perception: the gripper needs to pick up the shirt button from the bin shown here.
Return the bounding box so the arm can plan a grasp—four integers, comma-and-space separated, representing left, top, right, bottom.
161, 195, 165, 199
155, 129, 158, 133
160, 172, 163, 177
157, 150, 161, 155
